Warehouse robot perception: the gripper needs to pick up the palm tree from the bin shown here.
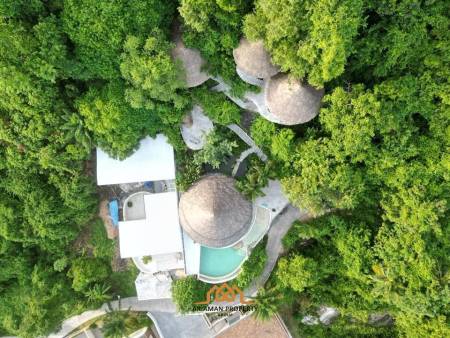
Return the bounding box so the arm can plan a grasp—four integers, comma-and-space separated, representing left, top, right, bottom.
60, 112, 92, 153
85, 283, 112, 304
251, 287, 282, 321
102, 299, 132, 338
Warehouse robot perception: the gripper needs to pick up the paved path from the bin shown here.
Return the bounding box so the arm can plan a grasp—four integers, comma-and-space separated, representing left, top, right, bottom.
232, 147, 257, 177
227, 124, 267, 162
51, 296, 214, 338
211, 77, 258, 112
246, 205, 310, 296
49, 298, 176, 338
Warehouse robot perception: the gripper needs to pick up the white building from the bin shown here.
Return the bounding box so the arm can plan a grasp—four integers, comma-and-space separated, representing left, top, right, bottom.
97, 134, 183, 300
96, 134, 176, 185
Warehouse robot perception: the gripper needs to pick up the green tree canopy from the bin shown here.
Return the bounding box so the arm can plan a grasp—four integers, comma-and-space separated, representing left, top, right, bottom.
179, 0, 254, 94
120, 32, 188, 111
76, 81, 161, 159
244, 0, 364, 87
62, 0, 175, 79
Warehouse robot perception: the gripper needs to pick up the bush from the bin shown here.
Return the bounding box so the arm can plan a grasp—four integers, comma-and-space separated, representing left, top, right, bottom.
171, 276, 210, 313
192, 87, 241, 125
250, 117, 277, 150
298, 316, 397, 338
235, 236, 268, 289
236, 158, 275, 200
142, 256, 152, 264
176, 150, 203, 191
193, 130, 238, 169
102, 310, 152, 338
108, 264, 139, 298
68, 257, 110, 292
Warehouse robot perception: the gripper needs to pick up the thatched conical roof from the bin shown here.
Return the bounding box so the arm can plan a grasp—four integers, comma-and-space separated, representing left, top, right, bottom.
171, 33, 209, 88
233, 38, 279, 79
264, 74, 324, 125
179, 174, 252, 248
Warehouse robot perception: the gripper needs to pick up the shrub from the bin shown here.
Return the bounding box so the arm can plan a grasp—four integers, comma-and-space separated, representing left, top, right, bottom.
236, 158, 274, 200
68, 257, 110, 292
171, 276, 210, 313
176, 150, 203, 191
193, 130, 238, 169
192, 87, 241, 125
250, 117, 277, 150
235, 236, 268, 289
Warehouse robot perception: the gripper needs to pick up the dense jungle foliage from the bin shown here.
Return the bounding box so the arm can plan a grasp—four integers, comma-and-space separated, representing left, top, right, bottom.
0, 0, 448, 337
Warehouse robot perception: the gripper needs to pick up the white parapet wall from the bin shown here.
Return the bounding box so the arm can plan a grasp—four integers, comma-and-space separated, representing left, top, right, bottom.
236, 67, 264, 87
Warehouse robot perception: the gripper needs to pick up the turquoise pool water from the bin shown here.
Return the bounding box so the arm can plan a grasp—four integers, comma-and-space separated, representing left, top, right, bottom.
200, 246, 246, 278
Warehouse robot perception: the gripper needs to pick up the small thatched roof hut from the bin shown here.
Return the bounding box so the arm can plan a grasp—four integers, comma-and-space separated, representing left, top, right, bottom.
233, 38, 279, 79
171, 32, 209, 88
179, 174, 252, 248
264, 74, 324, 125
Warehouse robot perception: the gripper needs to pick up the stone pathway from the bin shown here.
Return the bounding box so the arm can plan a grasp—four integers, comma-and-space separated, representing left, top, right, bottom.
246, 205, 310, 296
49, 298, 176, 338
232, 147, 257, 177
227, 124, 267, 162
211, 78, 258, 112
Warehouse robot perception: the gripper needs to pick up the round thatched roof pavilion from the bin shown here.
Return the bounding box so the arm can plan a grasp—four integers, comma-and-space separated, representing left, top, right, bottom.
178, 174, 253, 248
233, 38, 279, 84
264, 74, 324, 125
171, 33, 209, 88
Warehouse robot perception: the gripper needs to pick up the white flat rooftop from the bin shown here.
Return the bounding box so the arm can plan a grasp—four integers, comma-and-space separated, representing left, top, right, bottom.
96, 134, 175, 185
119, 191, 183, 258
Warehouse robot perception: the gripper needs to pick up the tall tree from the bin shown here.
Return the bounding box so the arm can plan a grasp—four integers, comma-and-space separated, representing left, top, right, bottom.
62, 0, 175, 79
244, 0, 364, 87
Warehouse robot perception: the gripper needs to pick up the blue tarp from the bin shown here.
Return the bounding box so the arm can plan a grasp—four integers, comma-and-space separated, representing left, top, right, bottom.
144, 181, 154, 190
109, 200, 119, 226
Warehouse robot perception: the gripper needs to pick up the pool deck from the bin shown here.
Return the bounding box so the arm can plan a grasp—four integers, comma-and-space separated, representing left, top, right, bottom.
242, 206, 271, 247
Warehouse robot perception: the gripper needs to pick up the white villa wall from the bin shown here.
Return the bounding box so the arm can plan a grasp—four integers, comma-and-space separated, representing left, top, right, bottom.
182, 230, 201, 276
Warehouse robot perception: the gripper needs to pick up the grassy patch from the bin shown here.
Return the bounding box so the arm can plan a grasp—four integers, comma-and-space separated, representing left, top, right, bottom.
89, 219, 115, 259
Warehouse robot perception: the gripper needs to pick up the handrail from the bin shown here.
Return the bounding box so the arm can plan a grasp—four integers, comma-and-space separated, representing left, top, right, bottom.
227, 124, 267, 162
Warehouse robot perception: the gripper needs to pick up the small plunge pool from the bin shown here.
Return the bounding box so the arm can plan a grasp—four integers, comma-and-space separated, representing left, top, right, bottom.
199, 246, 246, 278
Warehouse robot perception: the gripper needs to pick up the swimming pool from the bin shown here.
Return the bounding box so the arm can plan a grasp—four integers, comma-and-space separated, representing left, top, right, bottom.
199, 246, 246, 279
